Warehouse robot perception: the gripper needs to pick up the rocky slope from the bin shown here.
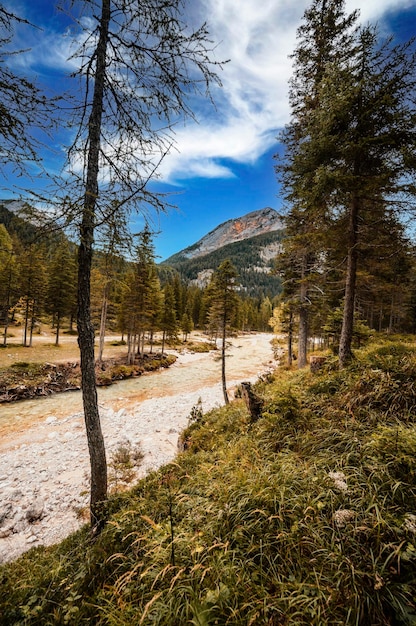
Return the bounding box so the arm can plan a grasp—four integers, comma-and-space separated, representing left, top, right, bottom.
165, 207, 283, 263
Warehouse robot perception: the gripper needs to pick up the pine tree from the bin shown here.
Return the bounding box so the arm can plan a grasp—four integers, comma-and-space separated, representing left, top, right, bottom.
46, 240, 77, 346
120, 227, 159, 363
207, 260, 239, 405
19, 244, 47, 347
276, 0, 358, 368
0, 225, 18, 345
181, 312, 193, 342
277, 1, 416, 367
161, 284, 178, 354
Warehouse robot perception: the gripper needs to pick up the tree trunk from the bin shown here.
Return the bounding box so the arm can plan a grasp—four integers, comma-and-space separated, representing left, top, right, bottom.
339, 194, 359, 368
3, 264, 12, 347
388, 296, 394, 334
23, 297, 29, 347
287, 310, 293, 367
55, 311, 61, 347
221, 311, 229, 405
298, 284, 308, 368
97, 283, 109, 364
77, 0, 110, 532
29, 300, 36, 347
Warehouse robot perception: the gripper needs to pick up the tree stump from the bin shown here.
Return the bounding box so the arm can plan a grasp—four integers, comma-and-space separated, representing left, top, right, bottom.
241, 382, 264, 423
310, 356, 327, 373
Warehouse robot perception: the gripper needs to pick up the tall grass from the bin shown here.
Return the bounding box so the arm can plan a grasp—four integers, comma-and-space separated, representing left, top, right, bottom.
1, 337, 415, 624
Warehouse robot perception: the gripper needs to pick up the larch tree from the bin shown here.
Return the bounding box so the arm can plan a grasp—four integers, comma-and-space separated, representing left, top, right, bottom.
0, 5, 52, 175
207, 259, 239, 405
55, 0, 222, 530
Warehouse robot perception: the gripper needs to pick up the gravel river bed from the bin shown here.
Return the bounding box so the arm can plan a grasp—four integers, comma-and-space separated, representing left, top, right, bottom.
0, 333, 276, 563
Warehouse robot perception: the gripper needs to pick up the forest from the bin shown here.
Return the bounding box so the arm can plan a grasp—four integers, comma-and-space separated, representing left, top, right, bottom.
0, 204, 277, 352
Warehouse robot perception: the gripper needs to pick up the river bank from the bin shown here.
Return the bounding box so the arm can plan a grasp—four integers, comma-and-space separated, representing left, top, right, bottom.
0, 334, 276, 563
0, 353, 177, 403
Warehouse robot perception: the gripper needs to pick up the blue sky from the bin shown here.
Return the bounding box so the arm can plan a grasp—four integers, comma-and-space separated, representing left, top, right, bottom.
2, 0, 416, 260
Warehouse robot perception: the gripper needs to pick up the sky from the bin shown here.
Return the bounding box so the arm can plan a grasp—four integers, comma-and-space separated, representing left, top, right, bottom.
2, 0, 416, 260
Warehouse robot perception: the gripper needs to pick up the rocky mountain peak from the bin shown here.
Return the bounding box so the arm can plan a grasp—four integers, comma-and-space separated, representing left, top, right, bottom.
178, 207, 283, 261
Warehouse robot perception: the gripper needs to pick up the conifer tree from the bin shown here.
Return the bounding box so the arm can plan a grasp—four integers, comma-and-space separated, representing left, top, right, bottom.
316, 28, 416, 364
276, 0, 358, 368
181, 312, 193, 342
277, 0, 416, 367
207, 259, 239, 405
161, 284, 178, 354
19, 244, 47, 346
0, 225, 18, 345
46, 240, 77, 346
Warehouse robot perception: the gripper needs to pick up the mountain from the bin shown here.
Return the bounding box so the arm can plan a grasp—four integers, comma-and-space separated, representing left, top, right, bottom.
0, 200, 41, 244
166, 207, 283, 263
162, 208, 284, 298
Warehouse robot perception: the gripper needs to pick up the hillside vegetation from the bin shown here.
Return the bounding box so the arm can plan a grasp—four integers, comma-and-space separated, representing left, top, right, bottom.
162, 231, 284, 299
1, 336, 416, 625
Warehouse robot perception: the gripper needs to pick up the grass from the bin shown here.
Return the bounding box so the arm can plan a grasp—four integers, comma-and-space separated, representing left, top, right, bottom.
0, 336, 415, 624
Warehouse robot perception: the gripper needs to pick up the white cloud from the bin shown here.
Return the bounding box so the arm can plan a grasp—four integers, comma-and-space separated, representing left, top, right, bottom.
11, 0, 415, 183
160, 0, 414, 182
345, 0, 415, 22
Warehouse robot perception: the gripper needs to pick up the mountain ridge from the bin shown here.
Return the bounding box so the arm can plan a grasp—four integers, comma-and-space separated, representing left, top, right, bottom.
162, 207, 284, 298
165, 207, 283, 264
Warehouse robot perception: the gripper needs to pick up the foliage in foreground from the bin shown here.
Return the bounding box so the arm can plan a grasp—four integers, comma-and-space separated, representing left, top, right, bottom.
1, 337, 416, 625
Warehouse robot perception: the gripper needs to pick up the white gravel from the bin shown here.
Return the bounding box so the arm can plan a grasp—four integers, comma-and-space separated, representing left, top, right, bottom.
0, 335, 276, 563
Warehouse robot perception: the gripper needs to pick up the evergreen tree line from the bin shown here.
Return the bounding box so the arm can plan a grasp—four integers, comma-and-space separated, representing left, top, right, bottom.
0, 219, 275, 351
275, 0, 416, 367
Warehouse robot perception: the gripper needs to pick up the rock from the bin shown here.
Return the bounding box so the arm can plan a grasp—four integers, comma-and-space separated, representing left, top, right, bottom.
13, 520, 29, 533
0, 503, 13, 526
8, 489, 23, 502
26, 499, 45, 523
45, 416, 58, 424
26, 536, 38, 544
